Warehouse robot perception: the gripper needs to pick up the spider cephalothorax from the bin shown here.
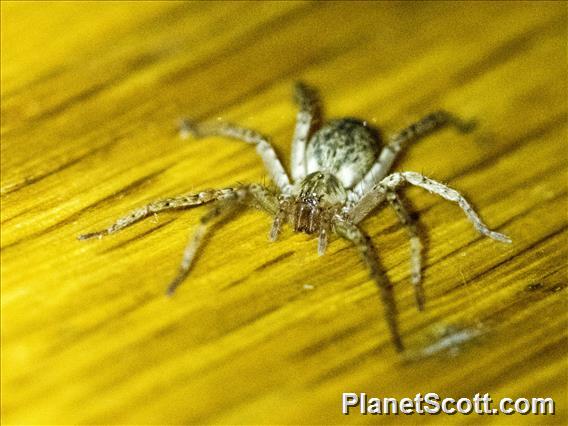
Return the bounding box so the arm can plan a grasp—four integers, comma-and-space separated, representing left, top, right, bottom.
289, 172, 345, 232
80, 82, 511, 351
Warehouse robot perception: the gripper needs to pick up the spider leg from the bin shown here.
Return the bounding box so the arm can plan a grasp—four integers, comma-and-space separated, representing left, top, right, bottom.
179, 119, 292, 193
317, 225, 329, 256
246, 183, 280, 215
77, 188, 241, 240
351, 111, 475, 201
334, 218, 403, 352
351, 172, 512, 243
243, 183, 284, 242
269, 209, 286, 242
167, 198, 242, 295
386, 191, 424, 311
165, 183, 278, 294
290, 81, 321, 182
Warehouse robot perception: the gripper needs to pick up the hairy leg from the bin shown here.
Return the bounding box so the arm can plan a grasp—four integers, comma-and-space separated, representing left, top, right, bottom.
269, 208, 286, 242
290, 81, 321, 181
387, 191, 424, 310
334, 219, 403, 351
351, 172, 512, 244
246, 183, 280, 215
78, 188, 242, 240
352, 111, 475, 200
166, 199, 242, 295
317, 225, 329, 256
179, 119, 292, 193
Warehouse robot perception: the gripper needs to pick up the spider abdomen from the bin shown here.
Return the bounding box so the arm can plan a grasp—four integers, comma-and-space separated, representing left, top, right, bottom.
305, 118, 380, 189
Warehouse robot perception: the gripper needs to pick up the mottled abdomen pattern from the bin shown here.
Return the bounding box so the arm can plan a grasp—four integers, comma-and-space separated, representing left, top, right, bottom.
306, 118, 381, 188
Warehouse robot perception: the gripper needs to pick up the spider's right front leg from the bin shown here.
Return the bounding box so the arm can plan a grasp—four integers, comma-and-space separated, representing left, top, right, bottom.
167, 184, 279, 295
166, 198, 242, 295
77, 188, 241, 240
245, 184, 289, 242
350, 172, 511, 243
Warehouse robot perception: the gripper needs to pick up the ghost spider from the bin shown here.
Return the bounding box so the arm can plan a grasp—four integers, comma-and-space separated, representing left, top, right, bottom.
79, 82, 511, 351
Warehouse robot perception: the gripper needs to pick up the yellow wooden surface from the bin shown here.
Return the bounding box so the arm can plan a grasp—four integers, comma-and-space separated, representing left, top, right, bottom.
1, 1, 567, 424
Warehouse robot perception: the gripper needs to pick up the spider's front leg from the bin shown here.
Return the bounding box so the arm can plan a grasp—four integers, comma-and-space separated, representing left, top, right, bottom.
334, 218, 403, 352
350, 172, 511, 243
167, 184, 279, 295
166, 199, 241, 295
352, 111, 475, 200
178, 119, 292, 193
77, 188, 241, 240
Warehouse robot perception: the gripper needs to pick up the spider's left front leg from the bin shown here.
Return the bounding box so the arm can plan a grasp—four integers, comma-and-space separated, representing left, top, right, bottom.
334, 218, 403, 351
350, 172, 511, 244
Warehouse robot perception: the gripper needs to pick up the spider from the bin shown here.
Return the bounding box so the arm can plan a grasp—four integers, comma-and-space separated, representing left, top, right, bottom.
79, 82, 511, 351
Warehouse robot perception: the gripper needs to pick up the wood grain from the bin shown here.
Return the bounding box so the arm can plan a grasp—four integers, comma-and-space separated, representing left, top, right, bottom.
1, 1, 566, 424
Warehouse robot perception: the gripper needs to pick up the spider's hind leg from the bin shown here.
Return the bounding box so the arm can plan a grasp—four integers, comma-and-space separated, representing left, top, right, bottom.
290, 81, 321, 181
386, 111, 476, 167
78, 188, 239, 240
352, 110, 475, 200
178, 119, 292, 193
387, 191, 425, 311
